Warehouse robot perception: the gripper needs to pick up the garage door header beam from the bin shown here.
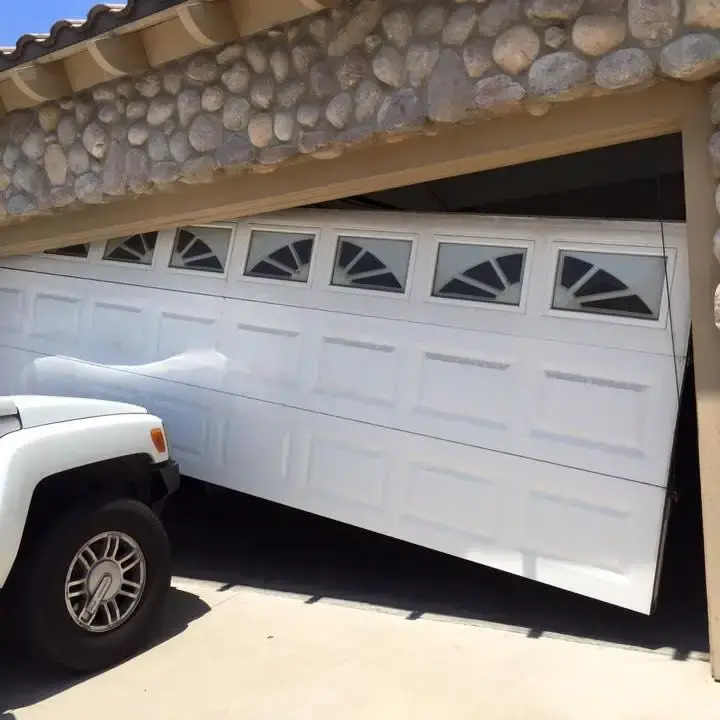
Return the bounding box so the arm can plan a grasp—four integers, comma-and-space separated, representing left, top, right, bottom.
0, 83, 686, 258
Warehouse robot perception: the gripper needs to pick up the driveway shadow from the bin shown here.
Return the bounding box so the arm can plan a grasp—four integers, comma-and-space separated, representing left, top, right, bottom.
164, 359, 709, 663
166, 467, 709, 663
0, 586, 209, 715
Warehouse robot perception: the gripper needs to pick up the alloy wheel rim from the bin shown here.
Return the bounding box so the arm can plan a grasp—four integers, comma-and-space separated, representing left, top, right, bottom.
64, 531, 146, 633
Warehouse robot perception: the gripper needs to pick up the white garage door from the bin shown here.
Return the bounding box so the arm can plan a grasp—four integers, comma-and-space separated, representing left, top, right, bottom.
0, 210, 690, 613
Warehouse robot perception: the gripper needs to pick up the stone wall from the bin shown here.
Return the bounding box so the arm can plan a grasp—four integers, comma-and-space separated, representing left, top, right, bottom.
1, 0, 720, 227
708, 82, 720, 328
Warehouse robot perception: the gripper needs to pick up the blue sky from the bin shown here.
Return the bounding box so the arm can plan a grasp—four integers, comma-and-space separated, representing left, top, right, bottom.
1, 1, 124, 47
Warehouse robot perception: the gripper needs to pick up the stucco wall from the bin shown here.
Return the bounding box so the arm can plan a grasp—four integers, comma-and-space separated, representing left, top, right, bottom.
1, 0, 720, 227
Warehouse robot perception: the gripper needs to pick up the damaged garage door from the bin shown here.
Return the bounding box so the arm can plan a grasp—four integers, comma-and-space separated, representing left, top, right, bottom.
0, 210, 690, 612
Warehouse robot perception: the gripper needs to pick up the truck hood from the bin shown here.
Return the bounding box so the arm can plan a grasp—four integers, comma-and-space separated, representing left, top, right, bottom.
6, 395, 148, 429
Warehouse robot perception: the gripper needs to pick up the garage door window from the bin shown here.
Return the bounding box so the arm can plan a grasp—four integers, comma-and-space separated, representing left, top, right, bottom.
331, 236, 412, 293
552, 250, 666, 320
432, 243, 527, 306
245, 230, 315, 283
169, 226, 231, 274
103, 232, 158, 265
44, 244, 90, 259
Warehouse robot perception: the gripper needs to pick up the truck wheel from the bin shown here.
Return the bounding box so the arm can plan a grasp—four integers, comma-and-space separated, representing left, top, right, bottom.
14, 498, 171, 673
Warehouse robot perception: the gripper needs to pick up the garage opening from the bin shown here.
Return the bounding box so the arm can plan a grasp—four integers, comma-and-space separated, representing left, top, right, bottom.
169, 132, 705, 656
167, 132, 705, 655
309, 132, 704, 653
0, 133, 706, 654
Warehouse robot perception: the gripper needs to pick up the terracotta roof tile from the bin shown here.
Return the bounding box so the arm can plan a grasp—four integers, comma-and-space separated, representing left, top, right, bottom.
0, 0, 187, 73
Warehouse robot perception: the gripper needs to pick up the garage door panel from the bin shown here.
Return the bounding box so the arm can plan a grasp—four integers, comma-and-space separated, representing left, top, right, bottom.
522, 491, 631, 577
289, 420, 512, 579
0, 285, 25, 335
142, 385, 224, 483
0, 216, 688, 359
219, 400, 294, 499
18, 350, 150, 410
404, 343, 675, 486
219, 300, 310, 398
0, 273, 86, 357
216, 301, 676, 487
303, 436, 390, 510
316, 412, 655, 612
412, 348, 517, 432
152, 394, 212, 459
0, 270, 678, 486
518, 488, 663, 612
89, 299, 147, 363
401, 464, 502, 544
9, 344, 221, 482
157, 310, 220, 359
30, 290, 82, 346
314, 335, 400, 409
0, 273, 136, 363
128, 382, 221, 480
531, 368, 651, 455
0, 345, 36, 394
226, 321, 303, 388
525, 348, 675, 487
253, 404, 666, 613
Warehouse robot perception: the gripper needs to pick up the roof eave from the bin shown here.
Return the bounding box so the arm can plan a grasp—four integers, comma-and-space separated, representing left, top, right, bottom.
0, 0, 342, 114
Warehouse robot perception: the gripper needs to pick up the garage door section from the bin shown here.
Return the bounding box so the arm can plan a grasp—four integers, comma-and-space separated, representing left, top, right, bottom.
0, 211, 689, 613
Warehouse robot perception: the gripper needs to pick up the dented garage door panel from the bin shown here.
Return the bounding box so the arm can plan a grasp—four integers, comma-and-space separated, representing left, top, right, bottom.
0, 211, 690, 613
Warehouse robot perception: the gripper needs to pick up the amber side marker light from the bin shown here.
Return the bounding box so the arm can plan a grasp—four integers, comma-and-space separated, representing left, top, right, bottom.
150, 427, 167, 454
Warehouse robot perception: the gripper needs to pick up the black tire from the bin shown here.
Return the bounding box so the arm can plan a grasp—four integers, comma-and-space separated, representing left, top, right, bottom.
11, 498, 171, 673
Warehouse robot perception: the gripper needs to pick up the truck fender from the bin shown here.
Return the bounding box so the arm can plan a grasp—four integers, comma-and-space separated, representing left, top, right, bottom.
0, 413, 168, 589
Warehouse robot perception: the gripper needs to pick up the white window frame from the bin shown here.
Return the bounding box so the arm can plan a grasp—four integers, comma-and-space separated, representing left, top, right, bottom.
43, 243, 93, 263
542, 242, 677, 329
324, 227, 418, 301
233, 221, 322, 290
165, 222, 237, 280
425, 234, 534, 315
98, 231, 161, 271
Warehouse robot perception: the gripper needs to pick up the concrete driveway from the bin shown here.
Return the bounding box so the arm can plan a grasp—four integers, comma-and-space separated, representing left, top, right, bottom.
1, 479, 717, 718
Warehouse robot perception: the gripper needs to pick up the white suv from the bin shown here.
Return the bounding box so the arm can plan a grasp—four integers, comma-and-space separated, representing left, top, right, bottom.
0, 395, 180, 672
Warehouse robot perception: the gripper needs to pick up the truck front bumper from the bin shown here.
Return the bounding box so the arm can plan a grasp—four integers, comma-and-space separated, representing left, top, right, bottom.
151, 459, 181, 513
